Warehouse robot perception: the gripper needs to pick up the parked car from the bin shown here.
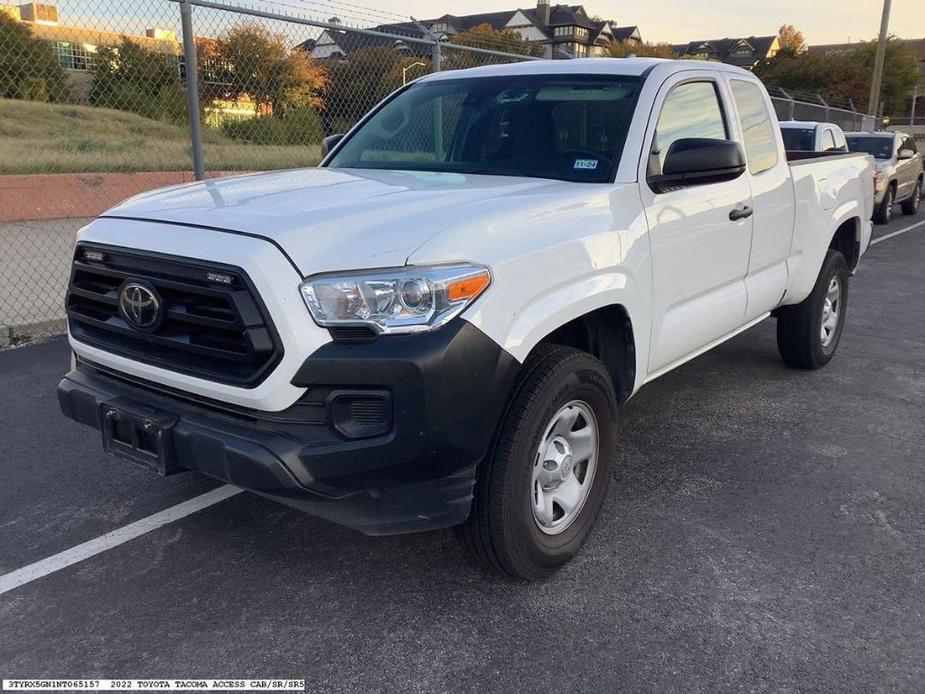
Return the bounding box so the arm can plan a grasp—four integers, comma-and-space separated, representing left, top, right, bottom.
846, 131, 923, 224
780, 120, 849, 153
59, 59, 874, 580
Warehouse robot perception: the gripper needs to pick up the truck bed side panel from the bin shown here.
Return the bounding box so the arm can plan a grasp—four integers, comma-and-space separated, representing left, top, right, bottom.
783, 154, 873, 305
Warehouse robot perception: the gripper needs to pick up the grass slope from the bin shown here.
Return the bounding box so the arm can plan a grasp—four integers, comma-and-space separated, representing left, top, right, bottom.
0, 99, 322, 175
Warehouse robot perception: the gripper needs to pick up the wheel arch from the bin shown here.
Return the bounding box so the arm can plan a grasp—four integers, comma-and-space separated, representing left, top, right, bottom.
828, 215, 861, 272
530, 304, 637, 403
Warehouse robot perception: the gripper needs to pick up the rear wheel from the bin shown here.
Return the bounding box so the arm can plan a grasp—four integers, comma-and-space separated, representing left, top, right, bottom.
873, 184, 894, 225
456, 345, 618, 581
776, 249, 849, 370
901, 179, 922, 216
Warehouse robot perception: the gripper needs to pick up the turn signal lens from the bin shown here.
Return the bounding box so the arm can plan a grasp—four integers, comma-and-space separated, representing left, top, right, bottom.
447, 272, 491, 302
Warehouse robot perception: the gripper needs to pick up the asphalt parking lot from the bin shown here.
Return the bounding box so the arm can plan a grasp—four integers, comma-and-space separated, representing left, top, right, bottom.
1, 215, 924, 692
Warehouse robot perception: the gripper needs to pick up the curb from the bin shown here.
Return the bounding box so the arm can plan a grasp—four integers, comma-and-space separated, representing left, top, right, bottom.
0, 319, 66, 348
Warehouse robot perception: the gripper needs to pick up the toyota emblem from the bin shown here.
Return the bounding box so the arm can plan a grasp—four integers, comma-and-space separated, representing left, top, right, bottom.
118, 281, 162, 331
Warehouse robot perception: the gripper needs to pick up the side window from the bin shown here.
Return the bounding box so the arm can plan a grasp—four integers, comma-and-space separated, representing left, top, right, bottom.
903, 137, 917, 154
730, 79, 778, 174
822, 129, 837, 152
650, 81, 728, 176
832, 129, 848, 151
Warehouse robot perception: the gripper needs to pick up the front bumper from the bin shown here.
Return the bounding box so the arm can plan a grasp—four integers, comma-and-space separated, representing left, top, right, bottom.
59, 320, 520, 535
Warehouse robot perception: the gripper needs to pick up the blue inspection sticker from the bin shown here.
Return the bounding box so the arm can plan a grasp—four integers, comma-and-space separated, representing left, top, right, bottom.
573, 158, 599, 170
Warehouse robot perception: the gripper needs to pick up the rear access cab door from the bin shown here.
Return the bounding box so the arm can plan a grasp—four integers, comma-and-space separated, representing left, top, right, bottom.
723, 76, 793, 322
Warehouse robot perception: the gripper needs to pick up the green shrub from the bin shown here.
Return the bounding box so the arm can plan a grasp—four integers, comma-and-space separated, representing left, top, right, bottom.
221, 106, 323, 146
0, 13, 70, 102
90, 39, 187, 124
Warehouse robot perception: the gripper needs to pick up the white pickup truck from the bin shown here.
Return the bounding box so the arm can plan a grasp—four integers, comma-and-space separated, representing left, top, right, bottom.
59, 59, 873, 580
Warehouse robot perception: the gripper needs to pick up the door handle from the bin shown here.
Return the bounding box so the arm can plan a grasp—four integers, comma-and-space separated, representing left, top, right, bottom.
729, 205, 753, 221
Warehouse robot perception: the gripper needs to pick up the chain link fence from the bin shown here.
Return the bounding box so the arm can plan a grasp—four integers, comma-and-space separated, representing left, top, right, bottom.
0, 0, 542, 345
767, 87, 877, 133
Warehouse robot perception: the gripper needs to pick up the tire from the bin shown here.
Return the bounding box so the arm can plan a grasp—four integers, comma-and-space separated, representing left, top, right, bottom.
901, 178, 922, 216
873, 184, 894, 225
776, 249, 849, 370
456, 344, 618, 581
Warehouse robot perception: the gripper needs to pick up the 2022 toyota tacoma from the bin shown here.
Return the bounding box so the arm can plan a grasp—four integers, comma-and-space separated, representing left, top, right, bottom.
59, 59, 874, 580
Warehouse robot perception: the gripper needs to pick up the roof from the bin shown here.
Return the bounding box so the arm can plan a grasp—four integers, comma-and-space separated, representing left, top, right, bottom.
22, 21, 182, 55
417, 56, 752, 82
303, 5, 645, 59
297, 27, 430, 58
432, 11, 514, 33
610, 26, 641, 41
672, 36, 777, 66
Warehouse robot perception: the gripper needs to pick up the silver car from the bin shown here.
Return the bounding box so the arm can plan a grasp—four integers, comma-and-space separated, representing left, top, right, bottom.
846, 131, 923, 224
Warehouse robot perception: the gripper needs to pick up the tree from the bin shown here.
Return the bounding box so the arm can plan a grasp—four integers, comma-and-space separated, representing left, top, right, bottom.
215, 23, 327, 115
0, 13, 69, 102
322, 46, 422, 133
756, 35, 918, 116
756, 50, 868, 107
777, 24, 806, 55
605, 41, 677, 59
851, 37, 919, 115
448, 23, 538, 64
89, 39, 185, 122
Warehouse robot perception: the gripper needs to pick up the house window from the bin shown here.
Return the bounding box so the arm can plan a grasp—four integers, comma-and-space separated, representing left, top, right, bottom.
730, 46, 752, 58
575, 27, 589, 39
570, 42, 588, 57
554, 26, 573, 37
431, 22, 449, 33
53, 41, 99, 71
72, 43, 97, 71
54, 41, 73, 69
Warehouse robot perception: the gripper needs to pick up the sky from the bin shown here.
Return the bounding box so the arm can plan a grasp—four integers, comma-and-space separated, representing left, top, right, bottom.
53, 0, 924, 47
352, 0, 925, 45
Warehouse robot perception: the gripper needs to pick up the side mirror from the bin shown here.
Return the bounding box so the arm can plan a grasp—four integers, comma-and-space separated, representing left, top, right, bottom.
898, 148, 915, 160
649, 138, 747, 193
321, 134, 345, 158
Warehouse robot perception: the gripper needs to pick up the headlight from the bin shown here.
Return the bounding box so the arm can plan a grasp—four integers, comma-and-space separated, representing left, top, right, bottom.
300, 264, 491, 334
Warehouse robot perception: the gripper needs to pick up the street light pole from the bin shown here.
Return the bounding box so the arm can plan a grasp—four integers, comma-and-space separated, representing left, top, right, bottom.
402, 61, 427, 86
867, 0, 892, 119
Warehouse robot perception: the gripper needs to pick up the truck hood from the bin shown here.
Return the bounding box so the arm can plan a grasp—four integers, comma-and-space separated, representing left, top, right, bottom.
104, 167, 584, 275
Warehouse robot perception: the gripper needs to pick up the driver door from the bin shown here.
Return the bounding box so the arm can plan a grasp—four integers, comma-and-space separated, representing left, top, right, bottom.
639, 74, 753, 373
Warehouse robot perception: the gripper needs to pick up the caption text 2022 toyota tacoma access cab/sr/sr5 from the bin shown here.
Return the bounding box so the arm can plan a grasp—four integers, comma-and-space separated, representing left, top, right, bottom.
59, 59, 874, 580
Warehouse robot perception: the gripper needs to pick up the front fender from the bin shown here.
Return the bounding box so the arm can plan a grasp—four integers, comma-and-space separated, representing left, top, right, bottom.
462, 267, 650, 394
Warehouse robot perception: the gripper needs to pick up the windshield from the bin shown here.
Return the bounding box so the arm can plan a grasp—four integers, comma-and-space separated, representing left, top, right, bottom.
327, 74, 642, 183
846, 136, 894, 159
781, 127, 815, 151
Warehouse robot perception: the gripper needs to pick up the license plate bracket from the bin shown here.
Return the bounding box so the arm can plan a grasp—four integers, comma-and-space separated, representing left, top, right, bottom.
101, 397, 180, 475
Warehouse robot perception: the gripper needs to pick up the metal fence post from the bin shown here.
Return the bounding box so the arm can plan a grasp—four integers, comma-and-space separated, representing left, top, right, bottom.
179, 0, 205, 181
432, 40, 442, 73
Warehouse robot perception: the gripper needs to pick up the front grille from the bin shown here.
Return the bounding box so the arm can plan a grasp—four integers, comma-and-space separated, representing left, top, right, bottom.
67, 244, 283, 387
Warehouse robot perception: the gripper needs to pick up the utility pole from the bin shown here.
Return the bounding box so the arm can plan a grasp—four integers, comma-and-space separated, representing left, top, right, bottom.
912, 86, 919, 127
867, 0, 892, 118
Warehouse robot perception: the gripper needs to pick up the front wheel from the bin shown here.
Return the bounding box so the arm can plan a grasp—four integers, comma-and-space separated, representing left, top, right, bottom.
776, 249, 849, 370
456, 345, 618, 581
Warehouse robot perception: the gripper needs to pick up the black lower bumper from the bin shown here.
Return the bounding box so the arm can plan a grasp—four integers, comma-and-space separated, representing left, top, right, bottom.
58, 320, 520, 535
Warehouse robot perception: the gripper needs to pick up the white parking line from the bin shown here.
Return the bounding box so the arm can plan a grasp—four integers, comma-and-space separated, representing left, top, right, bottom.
0, 485, 242, 597
871, 218, 925, 246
